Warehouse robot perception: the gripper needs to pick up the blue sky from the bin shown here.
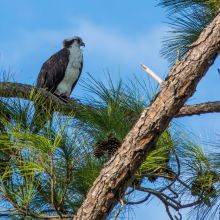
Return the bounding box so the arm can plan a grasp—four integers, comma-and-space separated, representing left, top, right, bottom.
0, 0, 220, 219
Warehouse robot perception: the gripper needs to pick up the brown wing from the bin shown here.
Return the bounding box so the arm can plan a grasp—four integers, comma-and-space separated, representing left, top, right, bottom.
36, 48, 70, 93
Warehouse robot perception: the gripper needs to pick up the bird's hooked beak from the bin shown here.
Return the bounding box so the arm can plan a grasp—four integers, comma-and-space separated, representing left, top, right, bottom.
80, 41, 85, 47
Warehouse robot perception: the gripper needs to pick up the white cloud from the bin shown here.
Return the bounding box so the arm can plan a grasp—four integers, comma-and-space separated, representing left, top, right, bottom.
0, 19, 166, 84
73, 20, 167, 67
0, 19, 168, 79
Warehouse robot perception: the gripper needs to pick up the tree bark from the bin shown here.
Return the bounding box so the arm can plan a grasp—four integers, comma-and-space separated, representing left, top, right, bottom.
0, 82, 81, 115
73, 11, 220, 220
176, 101, 220, 117
0, 82, 220, 118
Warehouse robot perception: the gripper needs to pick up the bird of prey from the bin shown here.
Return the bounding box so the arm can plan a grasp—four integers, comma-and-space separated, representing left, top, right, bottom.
36, 36, 85, 101
32, 36, 84, 132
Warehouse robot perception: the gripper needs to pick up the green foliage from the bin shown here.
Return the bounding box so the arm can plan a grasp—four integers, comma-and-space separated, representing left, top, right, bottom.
191, 170, 218, 197
76, 74, 149, 143
0, 1, 219, 218
158, 0, 220, 64
74, 75, 220, 219
158, 0, 220, 14
173, 138, 220, 219
0, 98, 102, 218
138, 130, 174, 181
0, 75, 219, 219
73, 155, 102, 196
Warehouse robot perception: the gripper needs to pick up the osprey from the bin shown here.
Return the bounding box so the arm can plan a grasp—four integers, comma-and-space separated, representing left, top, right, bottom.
36, 36, 85, 100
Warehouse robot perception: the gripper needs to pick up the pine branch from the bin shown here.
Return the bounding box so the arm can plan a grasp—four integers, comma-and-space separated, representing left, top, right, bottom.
0, 82, 80, 115
158, 0, 219, 64
0, 82, 219, 118
176, 101, 220, 117
73, 11, 220, 219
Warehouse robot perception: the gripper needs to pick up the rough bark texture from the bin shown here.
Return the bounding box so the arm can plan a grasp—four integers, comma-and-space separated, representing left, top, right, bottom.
73, 12, 220, 220
176, 101, 220, 117
0, 82, 220, 118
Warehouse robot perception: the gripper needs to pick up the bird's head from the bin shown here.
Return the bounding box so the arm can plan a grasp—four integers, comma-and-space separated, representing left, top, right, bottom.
63, 36, 85, 48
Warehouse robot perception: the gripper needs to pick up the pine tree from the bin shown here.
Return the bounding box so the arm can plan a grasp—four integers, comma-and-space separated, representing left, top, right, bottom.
0, 1, 219, 219
0, 74, 219, 219
159, 0, 220, 64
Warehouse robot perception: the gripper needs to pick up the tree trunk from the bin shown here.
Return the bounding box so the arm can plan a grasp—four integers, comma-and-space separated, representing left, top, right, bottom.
73, 11, 220, 220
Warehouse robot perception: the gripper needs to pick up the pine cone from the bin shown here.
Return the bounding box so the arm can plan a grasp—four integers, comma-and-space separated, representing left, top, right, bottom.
106, 137, 121, 156
94, 136, 121, 158
94, 141, 107, 158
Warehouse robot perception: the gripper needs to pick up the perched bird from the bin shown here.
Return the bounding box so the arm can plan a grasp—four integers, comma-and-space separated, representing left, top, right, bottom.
32, 37, 85, 132
36, 36, 85, 101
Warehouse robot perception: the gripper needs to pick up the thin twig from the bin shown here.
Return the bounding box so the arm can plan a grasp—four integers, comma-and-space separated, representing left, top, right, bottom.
125, 194, 151, 205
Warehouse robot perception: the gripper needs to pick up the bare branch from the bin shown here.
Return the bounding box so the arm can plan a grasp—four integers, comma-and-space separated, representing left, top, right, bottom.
141, 64, 163, 84
136, 187, 179, 210
125, 194, 151, 205
176, 101, 220, 117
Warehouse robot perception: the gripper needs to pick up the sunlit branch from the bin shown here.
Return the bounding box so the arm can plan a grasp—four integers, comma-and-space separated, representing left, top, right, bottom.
141, 64, 164, 84
0, 82, 220, 119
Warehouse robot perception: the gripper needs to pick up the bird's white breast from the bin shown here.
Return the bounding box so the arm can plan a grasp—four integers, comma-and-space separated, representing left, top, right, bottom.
56, 45, 83, 96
